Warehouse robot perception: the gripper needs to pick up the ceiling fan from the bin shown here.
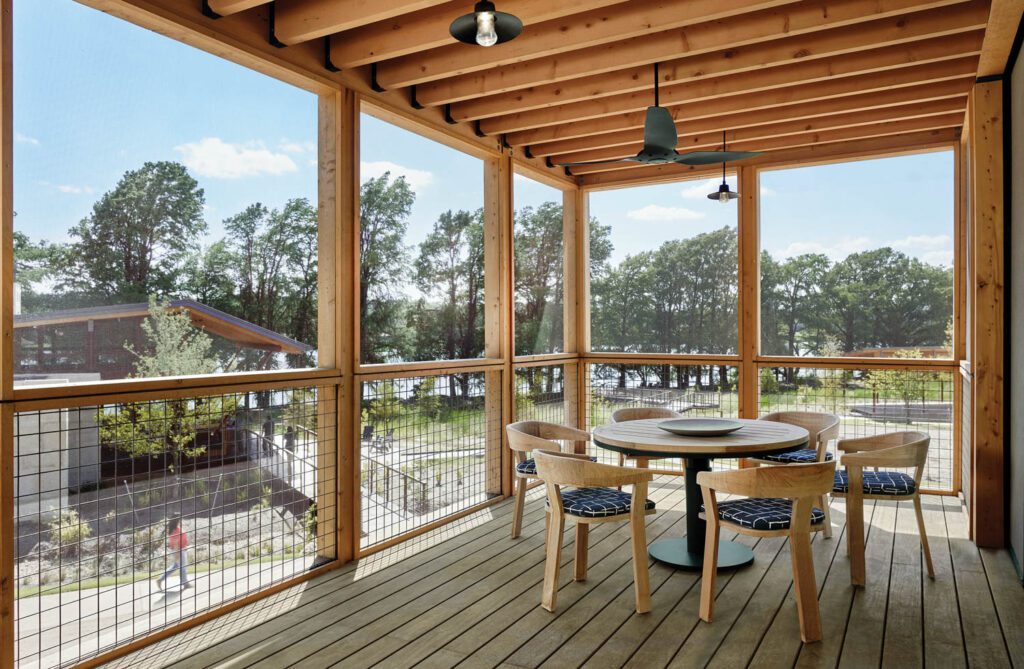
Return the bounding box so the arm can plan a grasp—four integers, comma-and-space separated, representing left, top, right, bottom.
556, 63, 762, 169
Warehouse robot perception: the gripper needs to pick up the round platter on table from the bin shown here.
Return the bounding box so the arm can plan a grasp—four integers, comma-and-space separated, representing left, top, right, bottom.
591, 418, 810, 570
657, 418, 743, 437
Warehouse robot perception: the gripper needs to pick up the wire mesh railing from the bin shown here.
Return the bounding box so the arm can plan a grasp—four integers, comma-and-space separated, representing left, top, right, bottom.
585, 362, 740, 471
758, 365, 956, 491
359, 372, 501, 550
13, 384, 336, 669
514, 364, 568, 424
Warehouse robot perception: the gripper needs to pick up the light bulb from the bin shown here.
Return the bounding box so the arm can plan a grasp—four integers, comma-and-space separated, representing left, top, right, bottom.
475, 11, 498, 46
718, 189, 731, 204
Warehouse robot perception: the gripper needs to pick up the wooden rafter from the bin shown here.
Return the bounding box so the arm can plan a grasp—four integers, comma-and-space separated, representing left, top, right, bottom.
205, 0, 269, 16
274, 0, 453, 45
445, 11, 985, 119
505, 74, 974, 146
406, 0, 978, 99
328, 0, 630, 69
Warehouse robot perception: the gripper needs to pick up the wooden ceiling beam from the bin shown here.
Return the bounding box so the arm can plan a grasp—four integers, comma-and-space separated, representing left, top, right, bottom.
977, 0, 1024, 75
447, 10, 985, 119
530, 94, 966, 156
548, 101, 966, 164
409, 0, 979, 100
577, 127, 960, 187
481, 54, 979, 135
507, 76, 972, 145
273, 0, 453, 45
205, 0, 271, 16
377, 0, 803, 89
565, 113, 963, 174
328, 0, 630, 69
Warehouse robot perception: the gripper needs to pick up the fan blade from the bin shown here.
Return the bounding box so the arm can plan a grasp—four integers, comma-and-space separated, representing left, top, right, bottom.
673, 150, 762, 166
557, 156, 639, 167
642, 106, 679, 153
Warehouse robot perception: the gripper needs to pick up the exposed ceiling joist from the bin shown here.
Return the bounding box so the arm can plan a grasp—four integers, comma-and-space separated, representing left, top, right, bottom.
407, 0, 977, 99
205, 0, 271, 16
506, 76, 973, 145
376, 0, 803, 89
273, 0, 452, 46
577, 127, 960, 187
481, 55, 979, 135
547, 100, 967, 164
977, 0, 1024, 75
565, 113, 964, 174
328, 0, 630, 69
445, 11, 985, 119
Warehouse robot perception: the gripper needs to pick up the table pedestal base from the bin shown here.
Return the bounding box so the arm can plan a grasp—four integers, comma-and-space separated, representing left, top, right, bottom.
648, 538, 754, 570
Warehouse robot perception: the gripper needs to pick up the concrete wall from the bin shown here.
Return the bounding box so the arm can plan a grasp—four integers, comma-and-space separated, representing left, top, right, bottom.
1010, 36, 1024, 579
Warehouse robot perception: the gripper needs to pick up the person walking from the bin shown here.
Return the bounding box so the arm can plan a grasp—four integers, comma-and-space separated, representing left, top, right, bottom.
262, 415, 274, 456
156, 516, 191, 591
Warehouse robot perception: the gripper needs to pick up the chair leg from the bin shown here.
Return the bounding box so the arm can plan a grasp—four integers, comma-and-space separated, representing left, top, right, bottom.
511, 476, 527, 539
542, 512, 565, 612
699, 519, 720, 623
790, 529, 822, 643
847, 493, 866, 587
913, 495, 935, 579
819, 494, 833, 539
574, 523, 589, 581
629, 513, 651, 614
618, 453, 626, 491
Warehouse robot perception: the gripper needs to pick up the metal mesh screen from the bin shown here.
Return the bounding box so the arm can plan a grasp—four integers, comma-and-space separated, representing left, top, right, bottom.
514, 365, 568, 424
759, 366, 955, 491
960, 372, 971, 508
13, 385, 336, 669
360, 372, 501, 549
585, 362, 740, 471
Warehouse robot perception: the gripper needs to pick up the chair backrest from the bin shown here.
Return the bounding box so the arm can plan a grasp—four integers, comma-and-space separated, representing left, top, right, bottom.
837, 431, 930, 485
505, 421, 590, 464
361, 425, 374, 439
533, 449, 651, 489
697, 460, 837, 500
611, 407, 683, 423
759, 411, 840, 460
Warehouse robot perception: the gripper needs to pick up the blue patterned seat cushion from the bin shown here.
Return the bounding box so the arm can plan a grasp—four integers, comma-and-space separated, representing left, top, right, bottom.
833, 470, 916, 495
758, 449, 834, 464
550, 487, 656, 518
703, 498, 825, 531
516, 456, 595, 476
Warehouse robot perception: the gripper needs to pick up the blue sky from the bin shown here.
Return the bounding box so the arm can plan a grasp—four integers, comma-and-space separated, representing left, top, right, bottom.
15, 0, 955, 273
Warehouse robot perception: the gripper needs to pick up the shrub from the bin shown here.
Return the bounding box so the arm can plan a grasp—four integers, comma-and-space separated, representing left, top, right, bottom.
48, 509, 92, 547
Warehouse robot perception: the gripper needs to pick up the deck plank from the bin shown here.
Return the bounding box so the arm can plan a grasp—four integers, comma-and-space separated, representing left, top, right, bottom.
100, 490, 1023, 669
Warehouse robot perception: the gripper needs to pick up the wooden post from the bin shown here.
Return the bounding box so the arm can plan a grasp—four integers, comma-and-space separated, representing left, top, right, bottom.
570, 189, 590, 432
485, 152, 513, 497
1, 0, 14, 664
967, 80, 1004, 548
737, 166, 760, 422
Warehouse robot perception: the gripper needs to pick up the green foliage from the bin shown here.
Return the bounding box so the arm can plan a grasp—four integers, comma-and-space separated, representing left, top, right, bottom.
867, 349, 928, 407
414, 377, 442, 421
48, 509, 92, 547
759, 368, 780, 395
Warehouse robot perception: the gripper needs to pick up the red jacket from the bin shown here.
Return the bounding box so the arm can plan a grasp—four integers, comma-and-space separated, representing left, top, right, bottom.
168, 527, 189, 551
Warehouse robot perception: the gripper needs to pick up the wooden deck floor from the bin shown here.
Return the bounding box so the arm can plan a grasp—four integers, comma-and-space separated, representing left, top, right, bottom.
105, 478, 1024, 669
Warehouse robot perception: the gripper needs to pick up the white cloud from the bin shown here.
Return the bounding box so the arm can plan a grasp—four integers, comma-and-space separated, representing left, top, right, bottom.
760, 185, 776, 197
889, 233, 953, 266
776, 236, 873, 261
360, 160, 434, 190
279, 139, 316, 155
55, 184, 93, 195
175, 137, 298, 179
626, 204, 706, 222
680, 178, 732, 199
15, 132, 39, 146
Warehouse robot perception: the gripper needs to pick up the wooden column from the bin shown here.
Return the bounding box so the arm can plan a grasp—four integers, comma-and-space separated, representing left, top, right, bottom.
567, 189, 590, 432
485, 152, 513, 497
737, 166, 760, 422
967, 80, 1005, 548
1, 0, 14, 664
317, 87, 359, 563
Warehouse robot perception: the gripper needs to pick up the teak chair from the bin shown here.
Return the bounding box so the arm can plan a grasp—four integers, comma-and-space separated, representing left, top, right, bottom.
505, 421, 593, 539
533, 449, 656, 614
751, 411, 841, 537
832, 431, 933, 587
698, 461, 836, 643
611, 407, 684, 471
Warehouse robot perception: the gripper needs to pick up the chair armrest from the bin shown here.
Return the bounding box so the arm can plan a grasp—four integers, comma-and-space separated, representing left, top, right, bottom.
840, 442, 926, 469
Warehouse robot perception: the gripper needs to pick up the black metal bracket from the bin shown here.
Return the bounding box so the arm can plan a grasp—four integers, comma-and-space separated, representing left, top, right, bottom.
474, 121, 486, 137
444, 104, 458, 125
565, 167, 573, 177
409, 86, 424, 109
370, 63, 386, 92
268, 3, 286, 48
501, 135, 511, 150
324, 37, 340, 72
522, 146, 533, 159
201, 0, 221, 19
545, 157, 555, 168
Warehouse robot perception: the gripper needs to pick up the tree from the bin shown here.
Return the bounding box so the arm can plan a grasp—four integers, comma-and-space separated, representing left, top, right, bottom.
184, 240, 238, 315
775, 253, 830, 358
514, 202, 565, 356
63, 161, 206, 302
360, 173, 415, 363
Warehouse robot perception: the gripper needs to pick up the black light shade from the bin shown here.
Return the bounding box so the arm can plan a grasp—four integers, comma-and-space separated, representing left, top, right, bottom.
708, 182, 739, 202
450, 1, 523, 47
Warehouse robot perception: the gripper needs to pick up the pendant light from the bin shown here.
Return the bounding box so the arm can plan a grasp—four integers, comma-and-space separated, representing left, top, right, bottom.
708, 131, 740, 203
450, 1, 523, 47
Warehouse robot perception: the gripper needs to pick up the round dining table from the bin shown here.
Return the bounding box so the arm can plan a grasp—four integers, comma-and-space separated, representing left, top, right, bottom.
592, 418, 809, 570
